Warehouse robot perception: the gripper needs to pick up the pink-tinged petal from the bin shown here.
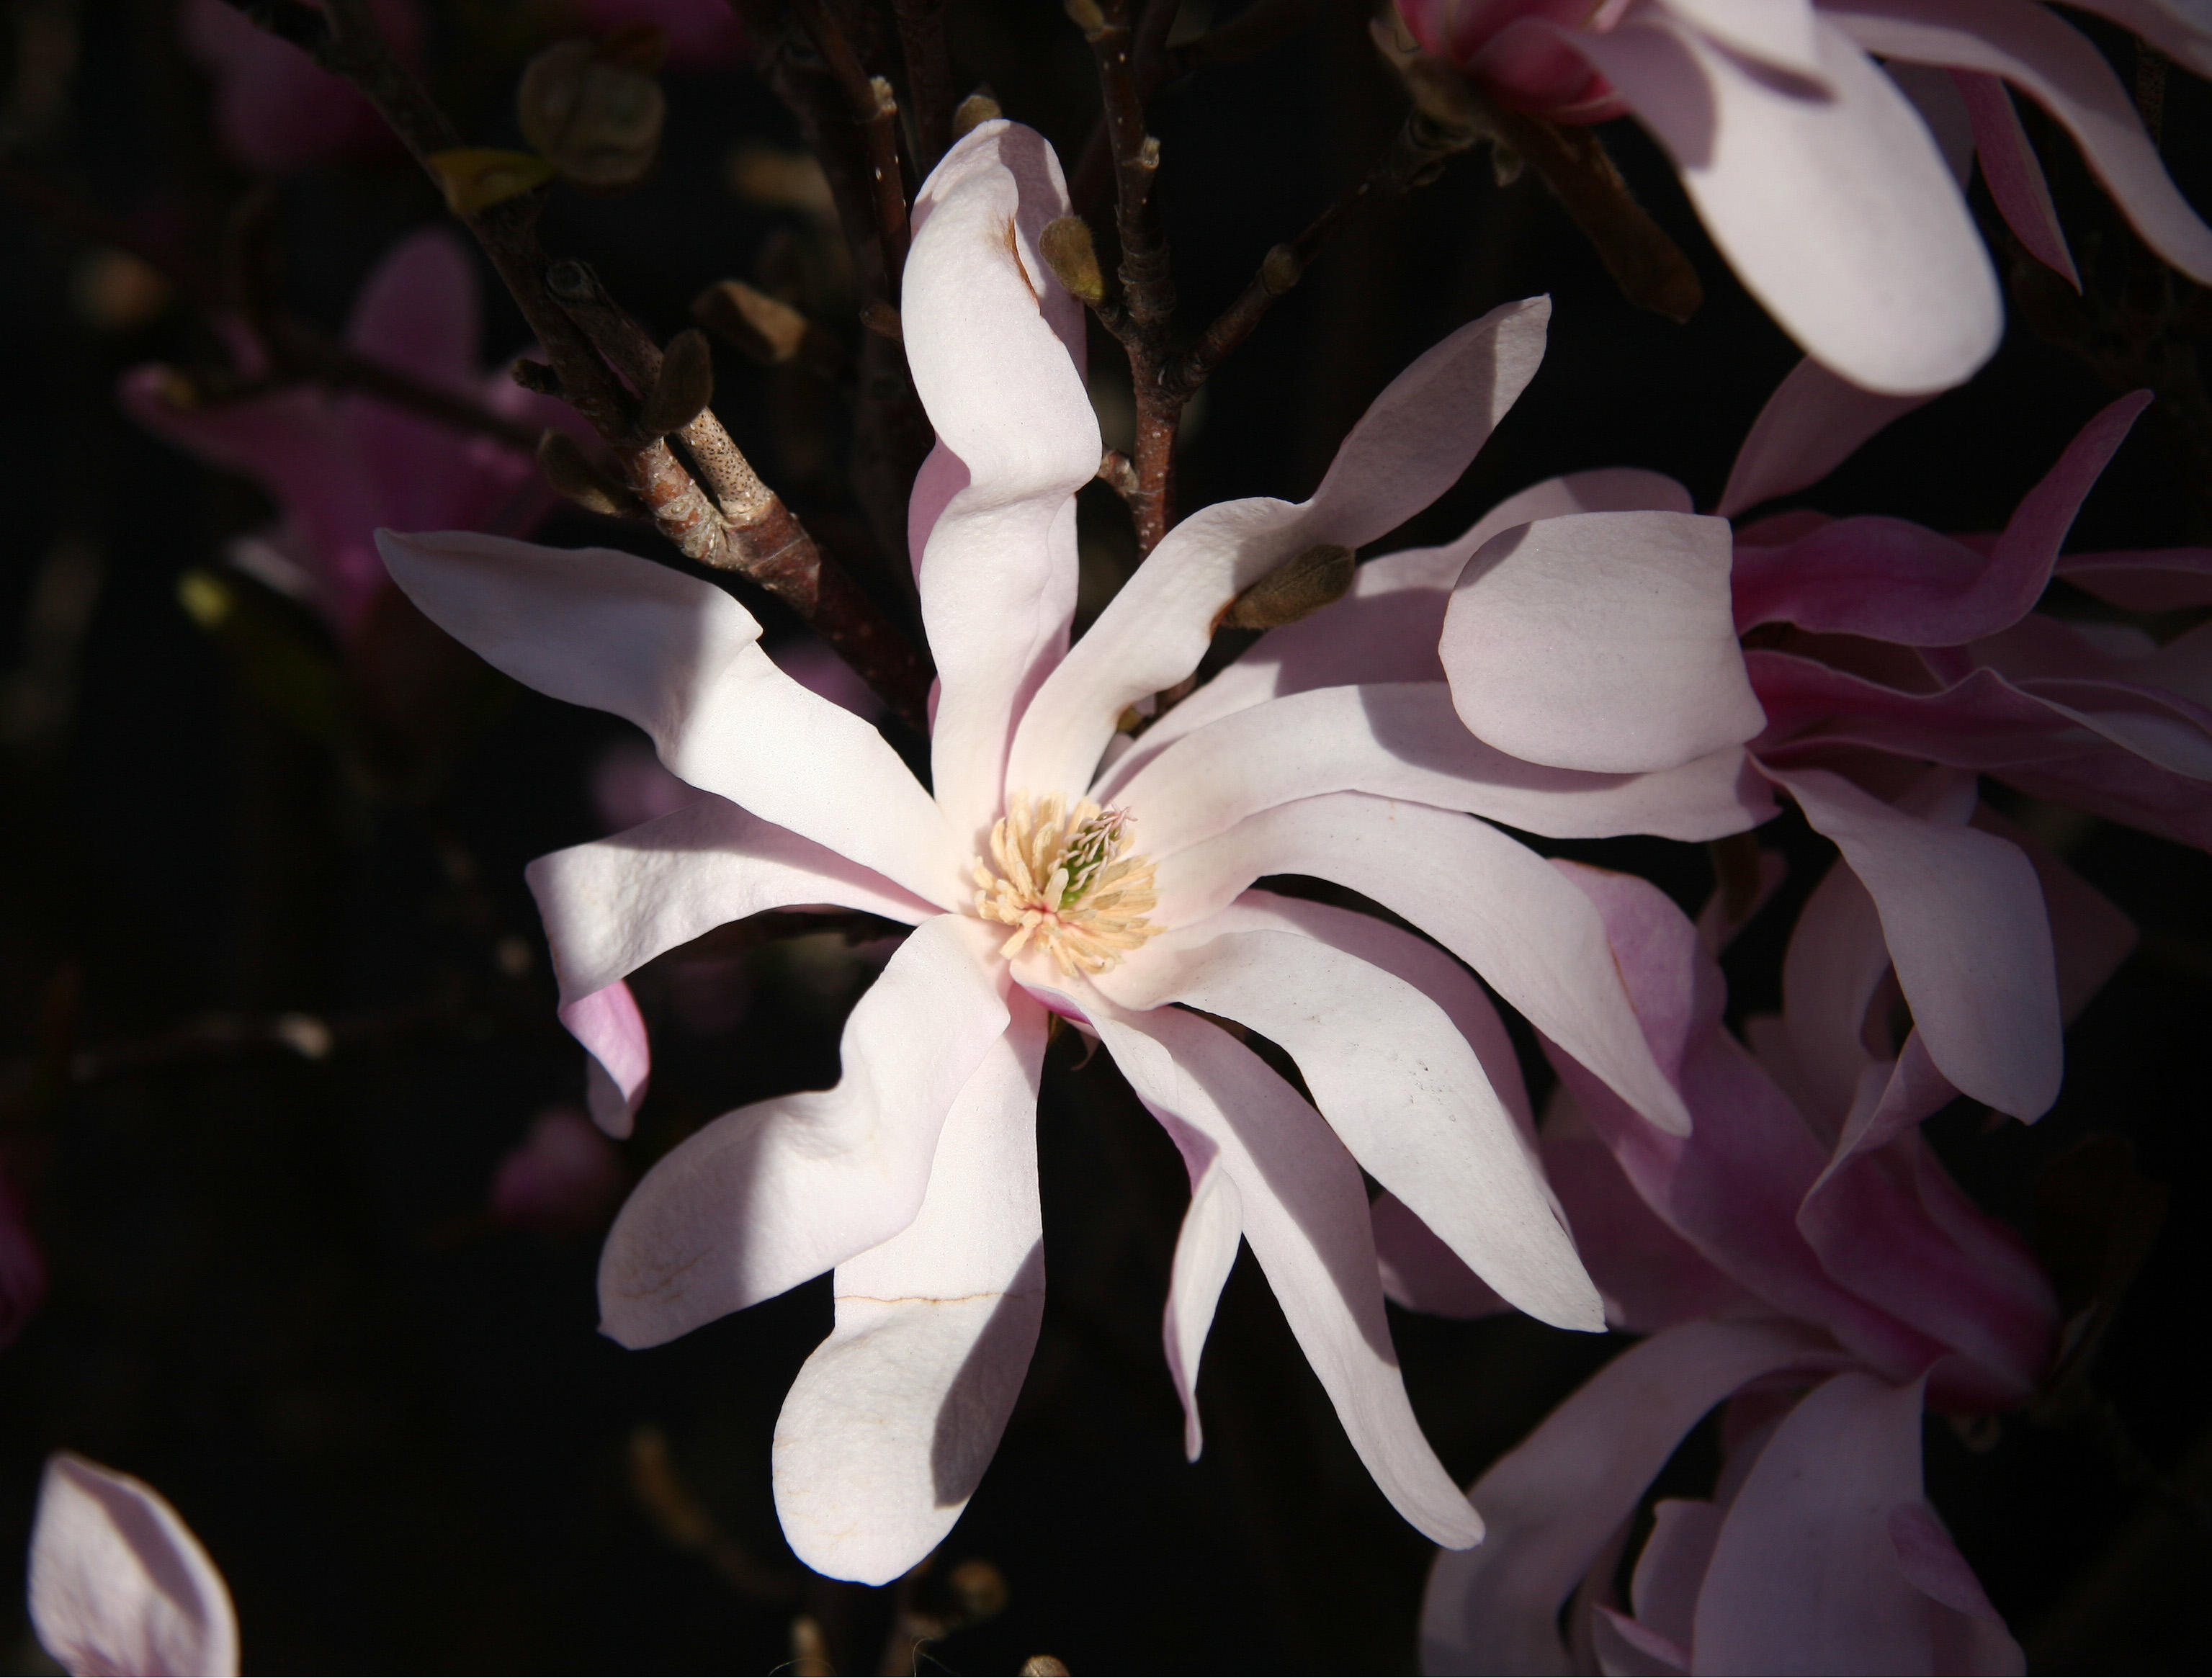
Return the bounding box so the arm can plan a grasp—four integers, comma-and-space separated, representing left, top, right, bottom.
1692, 1370, 2023, 1674
597, 916, 1008, 1346
1956, 70, 2079, 288
904, 122, 1100, 844
1008, 299, 1551, 802
489, 1105, 627, 1234
772, 997, 1047, 1584
1117, 682, 1769, 853
1831, 0, 2212, 285
1590, 1607, 1689, 1677
1736, 390, 2148, 641
1632, 1497, 1725, 1654
1778, 856, 1899, 1126
1164, 1156, 1245, 1458
1661, 0, 1826, 76
561, 981, 651, 1139
1081, 994, 1485, 1548
1445, 512, 1763, 773
179, 0, 408, 174
1544, 863, 1951, 1373
1767, 764, 2062, 1118
527, 796, 935, 1005
1155, 795, 1693, 1134
1716, 357, 1935, 520
1103, 468, 1696, 792
29, 1453, 240, 1678
377, 531, 962, 907
1419, 1318, 1834, 1677
2056, 547, 2212, 612
1373, 1190, 1511, 1319
344, 226, 479, 385
1971, 807, 2137, 1021
1750, 652, 2097, 770
1101, 926, 1602, 1329
1541, 1095, 1760, 1334
1565, 12, 1998, 395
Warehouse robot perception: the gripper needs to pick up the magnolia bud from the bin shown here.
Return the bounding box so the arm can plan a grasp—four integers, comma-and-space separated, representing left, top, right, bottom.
951, 91, 1003, 138
1040, 216, 1107, 306
516, 37, 665, 190
1018, 1659, 1071, 1677
537, 431, 638, 518
1223, 544, 1356, 629
425, 148, 556, 214
636, 328, 715, 439
691, 279, 843, 374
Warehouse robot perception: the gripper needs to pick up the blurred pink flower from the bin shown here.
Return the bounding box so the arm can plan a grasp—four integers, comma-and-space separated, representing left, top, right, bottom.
1406, 863, 2081, 1674
120, 228, 578, 640
28, 1453, 240, 1678
0, 1170, 45, 1350
573, 0, 747, 68
377, 120, 1780, 1584
1396, 0, 2212, 394
180, 0, 421, 174
489, 1105, 627, 1234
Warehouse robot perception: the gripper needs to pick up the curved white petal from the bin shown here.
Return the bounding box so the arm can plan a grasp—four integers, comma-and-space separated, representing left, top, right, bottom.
1662, 0, 1825, 76
1766, 764, 2061, 1119
527, 796, 936, 1003
1103, 469, 1693, 796
1443, 511, 1763, 773
1957, 69, 2079, 288
596, 915, 1008, 1346
1116, 683, 1769, 853
377, 530, 962, 907
1830, 0, 2212, 285
1100, 927, 1601, 1329
904, 121, 1101, 845
1716, 357, 1934, 519
1154, 794, 1693, 1133
1008, 299, 1551, 803
772, 995, 1048, 1585
1419, 1319, 1832, 1677
1567, 11, 1999, 395
2059, 0, 2212, 78
1079, 991, 1487, 1548
562, 981, 651, 1139
1164, 1156, 1243, 1462
29, 1453, 240, 1678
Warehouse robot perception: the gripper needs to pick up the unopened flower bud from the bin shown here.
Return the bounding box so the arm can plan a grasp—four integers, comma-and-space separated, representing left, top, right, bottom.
1040, 216, 1107, 307
951, 91, 1003, 138
1223, 544, 1356, 629
637, 328, 715, 439
691, 279, 843, 374
426, 147, 557, 215
1018, 1658, 1071, 1677
946, 1558, 1010, 1623
538, 430, 639, 518
516, 37, 666, 191
1063, 0, 1107, 40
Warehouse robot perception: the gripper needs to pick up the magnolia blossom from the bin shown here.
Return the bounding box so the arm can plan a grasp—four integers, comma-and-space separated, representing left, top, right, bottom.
1407, 857, 2112, 1674
27, 1453, 241, 1678
1397, 0, 2212, 395
121, 228, 573, 640
377, 120, 1771, 1582
180, 0, 419, 174
1680, 362, 2210, 1134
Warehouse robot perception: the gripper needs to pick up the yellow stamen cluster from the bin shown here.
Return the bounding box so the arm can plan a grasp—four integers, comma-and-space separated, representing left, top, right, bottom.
973, 792, 1160, 976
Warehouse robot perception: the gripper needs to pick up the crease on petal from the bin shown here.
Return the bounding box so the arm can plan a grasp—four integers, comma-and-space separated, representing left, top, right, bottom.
772, 996, 1048, 1584
596, 915, 1009, 1346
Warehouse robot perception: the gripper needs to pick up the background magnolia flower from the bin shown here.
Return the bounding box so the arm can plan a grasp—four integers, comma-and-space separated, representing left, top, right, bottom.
120, 228, 576, 641
488, 1104, 628, 1235
0, 1170, 45, 1351
27, 1453, 240, 1678
1677, 363, 2212, 1136
1397, 0, 2212, 395
375, 118, 1778, 1585
179, 0, 420, 174
1407, 859, 2110, 1674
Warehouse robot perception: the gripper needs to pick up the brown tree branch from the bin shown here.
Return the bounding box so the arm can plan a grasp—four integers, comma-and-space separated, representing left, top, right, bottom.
795, 0, 911, 299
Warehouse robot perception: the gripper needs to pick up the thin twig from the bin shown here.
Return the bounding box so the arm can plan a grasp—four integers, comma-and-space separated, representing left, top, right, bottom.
796, 0, 910, 299
1080, 0, 1180, 552
892, 0, 957, 175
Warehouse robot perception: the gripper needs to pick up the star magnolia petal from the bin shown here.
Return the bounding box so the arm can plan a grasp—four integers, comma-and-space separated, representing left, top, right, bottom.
28, 1453, 241, 1678
380, 118, 1775, 1581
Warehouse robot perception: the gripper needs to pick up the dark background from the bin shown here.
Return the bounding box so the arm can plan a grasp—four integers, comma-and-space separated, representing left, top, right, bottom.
1, 1, 2208, 1671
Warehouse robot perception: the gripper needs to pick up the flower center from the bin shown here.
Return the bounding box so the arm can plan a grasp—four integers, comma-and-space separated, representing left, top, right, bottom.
972, 791, 1160, 976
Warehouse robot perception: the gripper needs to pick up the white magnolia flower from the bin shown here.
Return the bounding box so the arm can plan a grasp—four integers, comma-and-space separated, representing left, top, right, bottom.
378, 121, 1767, 1584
